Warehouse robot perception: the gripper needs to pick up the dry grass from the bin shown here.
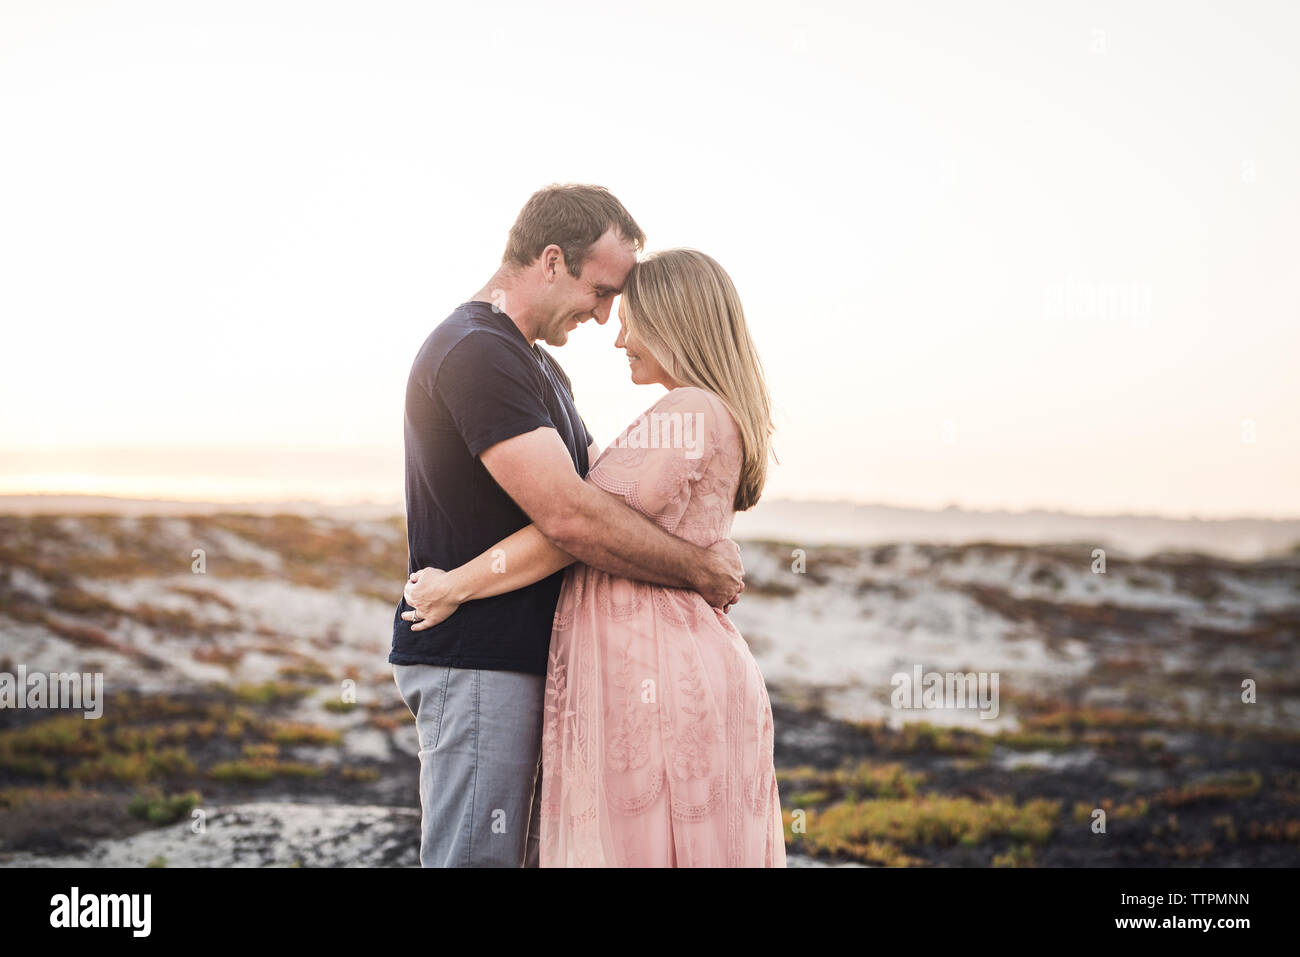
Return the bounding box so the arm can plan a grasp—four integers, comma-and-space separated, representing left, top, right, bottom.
268, 721, 342, 746
68, 748, 197, 785
1155, 771, 1263, 808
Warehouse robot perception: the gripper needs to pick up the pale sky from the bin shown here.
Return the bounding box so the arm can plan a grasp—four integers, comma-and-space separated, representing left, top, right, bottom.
2, 0, 1298, 517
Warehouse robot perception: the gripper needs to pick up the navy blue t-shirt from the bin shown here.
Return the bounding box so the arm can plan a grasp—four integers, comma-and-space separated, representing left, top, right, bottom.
389, 301, 592, 675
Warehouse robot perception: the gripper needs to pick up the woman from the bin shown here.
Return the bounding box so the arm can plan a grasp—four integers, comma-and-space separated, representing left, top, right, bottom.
402, 249, 784, 867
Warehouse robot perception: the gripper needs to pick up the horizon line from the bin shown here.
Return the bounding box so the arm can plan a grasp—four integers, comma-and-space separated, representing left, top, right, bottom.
3, 491, 1299, 525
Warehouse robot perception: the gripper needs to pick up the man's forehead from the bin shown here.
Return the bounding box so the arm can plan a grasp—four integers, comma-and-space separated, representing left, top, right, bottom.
585, 236, 638, 290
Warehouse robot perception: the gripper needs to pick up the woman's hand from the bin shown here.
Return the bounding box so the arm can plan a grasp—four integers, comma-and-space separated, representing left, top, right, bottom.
402, 567, 463, 632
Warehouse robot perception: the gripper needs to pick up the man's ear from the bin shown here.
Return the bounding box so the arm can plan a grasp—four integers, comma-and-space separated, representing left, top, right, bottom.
540, 244, 564, 281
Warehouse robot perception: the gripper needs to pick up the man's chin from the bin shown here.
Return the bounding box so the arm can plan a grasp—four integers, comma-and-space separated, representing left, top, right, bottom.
544, 322, 580, 347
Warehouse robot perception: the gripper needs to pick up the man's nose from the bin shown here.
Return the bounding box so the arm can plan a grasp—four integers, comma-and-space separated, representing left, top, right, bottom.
594, 299, 613, 324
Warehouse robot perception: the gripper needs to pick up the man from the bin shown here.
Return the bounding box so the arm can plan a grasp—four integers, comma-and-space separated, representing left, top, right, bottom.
390, 184, 745, 867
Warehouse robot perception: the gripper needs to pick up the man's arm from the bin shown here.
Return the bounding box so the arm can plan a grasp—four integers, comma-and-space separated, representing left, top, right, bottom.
480, 426, 742, 607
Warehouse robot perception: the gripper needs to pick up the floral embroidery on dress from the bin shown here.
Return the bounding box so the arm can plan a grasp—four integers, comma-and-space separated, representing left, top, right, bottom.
669, 651, 716, 782
538, 387, 785, 867
745, 692, 778, 816
652, 588, 694, 627
669, 775, 724, 822
592, 576, 648, 621
607, 768, 665, 816
605, 637, 651, 774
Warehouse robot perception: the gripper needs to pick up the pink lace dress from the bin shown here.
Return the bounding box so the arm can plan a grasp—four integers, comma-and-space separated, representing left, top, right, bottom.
538, 387, 786, 867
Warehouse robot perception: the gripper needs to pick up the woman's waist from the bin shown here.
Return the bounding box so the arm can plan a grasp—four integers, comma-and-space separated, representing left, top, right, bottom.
558, 564, 741, 629
563, 564, 715, 602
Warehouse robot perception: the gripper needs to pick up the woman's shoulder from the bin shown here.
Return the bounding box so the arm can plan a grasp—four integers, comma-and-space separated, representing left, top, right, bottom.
638, 388, 738, 464
652, 385, 733, 422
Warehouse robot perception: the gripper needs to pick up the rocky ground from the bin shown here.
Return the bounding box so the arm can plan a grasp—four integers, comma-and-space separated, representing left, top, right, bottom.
1, 511, 1298, 867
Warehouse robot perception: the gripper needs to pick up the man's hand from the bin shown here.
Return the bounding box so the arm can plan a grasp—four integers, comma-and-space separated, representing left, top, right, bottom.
696, 538, 745, 610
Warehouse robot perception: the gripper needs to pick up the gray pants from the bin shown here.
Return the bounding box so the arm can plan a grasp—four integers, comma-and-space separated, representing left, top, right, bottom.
392, 663, 545, 868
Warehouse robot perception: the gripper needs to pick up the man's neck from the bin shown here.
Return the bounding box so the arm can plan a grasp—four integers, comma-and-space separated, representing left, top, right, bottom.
471, 267, 541, 344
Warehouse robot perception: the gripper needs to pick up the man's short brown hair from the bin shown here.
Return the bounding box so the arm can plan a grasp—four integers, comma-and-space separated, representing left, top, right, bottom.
502, 184, 645, 278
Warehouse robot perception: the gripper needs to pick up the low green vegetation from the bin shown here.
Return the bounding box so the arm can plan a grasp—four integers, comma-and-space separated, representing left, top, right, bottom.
208, 759, 324, 783
233, 681, 315, 705
785, 795, 1060, 866
128, 788, 202, 825
0, 689, 351, 794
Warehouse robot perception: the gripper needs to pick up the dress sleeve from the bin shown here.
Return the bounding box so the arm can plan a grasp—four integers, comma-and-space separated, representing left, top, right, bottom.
587, 387, 724, 527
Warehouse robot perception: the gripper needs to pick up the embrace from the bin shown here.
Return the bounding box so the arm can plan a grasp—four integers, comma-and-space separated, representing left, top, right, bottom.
390, 184, 785, 868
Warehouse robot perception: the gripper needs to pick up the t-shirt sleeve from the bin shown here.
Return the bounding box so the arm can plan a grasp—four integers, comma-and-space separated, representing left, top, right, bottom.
434, 333, 556, 458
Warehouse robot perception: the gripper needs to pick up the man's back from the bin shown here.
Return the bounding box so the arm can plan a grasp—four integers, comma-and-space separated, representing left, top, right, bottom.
390, 300, 591, 676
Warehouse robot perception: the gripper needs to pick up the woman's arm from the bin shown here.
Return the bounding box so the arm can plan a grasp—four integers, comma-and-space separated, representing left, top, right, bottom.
449, 522, 575, 601
403, 523, 575, 631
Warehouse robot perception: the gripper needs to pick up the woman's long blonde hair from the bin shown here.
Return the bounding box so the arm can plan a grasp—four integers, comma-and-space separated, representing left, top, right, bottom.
620, 248, 774, 511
